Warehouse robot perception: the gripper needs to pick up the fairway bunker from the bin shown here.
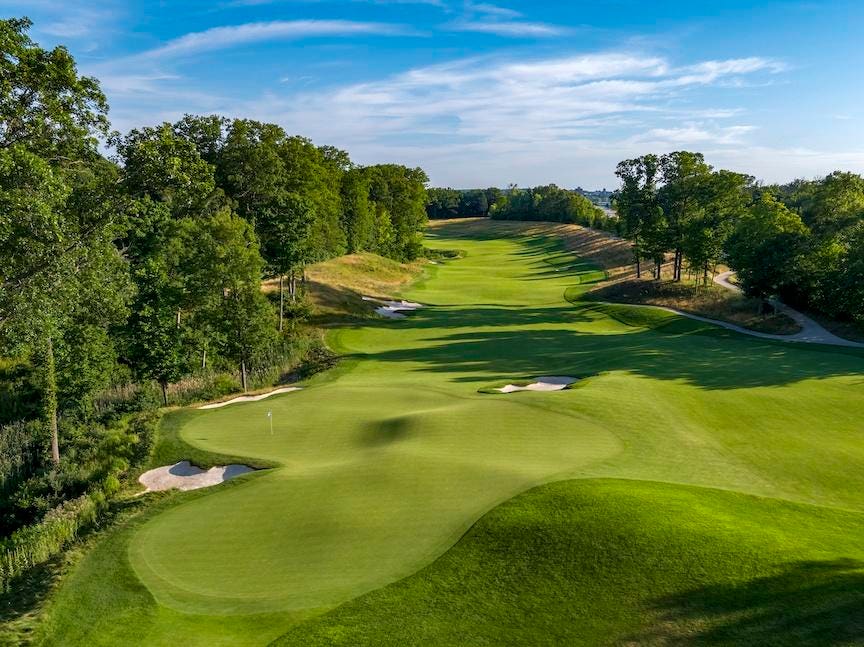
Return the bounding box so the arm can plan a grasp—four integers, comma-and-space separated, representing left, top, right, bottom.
496, 376, 578, 393
138, 461, 255, 493
362, 296, 425, 319
198, 386, 301, 409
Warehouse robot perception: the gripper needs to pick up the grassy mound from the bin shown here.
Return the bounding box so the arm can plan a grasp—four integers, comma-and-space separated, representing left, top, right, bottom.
275, 479, 864, 646
302, 252, 427, 322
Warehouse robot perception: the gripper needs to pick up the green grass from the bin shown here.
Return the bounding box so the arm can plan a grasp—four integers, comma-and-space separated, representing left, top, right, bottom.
275, 479, 864, 646
39, 220, 864, 645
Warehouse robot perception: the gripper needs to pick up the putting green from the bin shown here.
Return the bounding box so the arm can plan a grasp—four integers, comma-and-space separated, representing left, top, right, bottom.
45, 220, 864, 644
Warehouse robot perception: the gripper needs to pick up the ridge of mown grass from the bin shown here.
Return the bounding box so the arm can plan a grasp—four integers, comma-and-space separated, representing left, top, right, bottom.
273, 479, 864, 647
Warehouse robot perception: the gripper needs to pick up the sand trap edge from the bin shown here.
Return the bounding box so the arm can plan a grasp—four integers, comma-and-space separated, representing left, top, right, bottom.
362, 296, 425, 319
138, 461, 256, 493
479, 376, 584, 394
198, 386, 302, 410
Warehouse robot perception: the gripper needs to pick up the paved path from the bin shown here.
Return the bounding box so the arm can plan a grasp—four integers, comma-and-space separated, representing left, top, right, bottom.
603, 273, 863, 349
712, 271, 864, 348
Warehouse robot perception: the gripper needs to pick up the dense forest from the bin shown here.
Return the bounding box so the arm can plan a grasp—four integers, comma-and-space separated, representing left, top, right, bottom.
614, 152, 864, 322
0, 17, 428, 561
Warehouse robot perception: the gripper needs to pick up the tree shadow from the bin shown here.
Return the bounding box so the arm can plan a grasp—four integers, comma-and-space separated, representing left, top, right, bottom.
629, 559, 864, 645
367, 318, 864, 390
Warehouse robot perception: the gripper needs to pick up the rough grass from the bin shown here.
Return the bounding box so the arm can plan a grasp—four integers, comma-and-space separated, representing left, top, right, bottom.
40, 219, 864, 645
584, 278, 802, 335
263, 253, 428, 324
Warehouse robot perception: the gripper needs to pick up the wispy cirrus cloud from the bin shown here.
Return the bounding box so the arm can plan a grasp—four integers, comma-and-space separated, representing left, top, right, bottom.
136, 19, 412, 59
446, 0, 567, 38
217, 51, 787, 184
447, 20, 569, 37
463, 2, 521, 18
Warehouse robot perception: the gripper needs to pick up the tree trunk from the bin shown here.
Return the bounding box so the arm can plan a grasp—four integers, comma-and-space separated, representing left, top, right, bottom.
160, 381, 168, 406
41, 336, 60, 466
634, 235, 641, 278
240, 359, 248, 392
202, 348, 207, 370
176, 308, 181, 328
279, 274, 284, 332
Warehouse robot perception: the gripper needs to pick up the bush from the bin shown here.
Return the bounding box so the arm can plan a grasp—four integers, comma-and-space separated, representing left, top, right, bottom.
0, 492, 102, 592
0, 409, 161, 591
0, 420, 47, 496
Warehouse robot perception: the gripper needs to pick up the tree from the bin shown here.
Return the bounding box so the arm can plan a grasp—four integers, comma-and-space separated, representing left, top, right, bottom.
341, 167, 375, 252
0, 18, 108, 157
0, 19, 124, 464
258, 193, 316, 330
279, 136, 346, 260
725, 193, 809, 307
115, 123, 218, 220
128, 259, 186, 405
367, 164, 429, 260
615, 155, 660, 278
682, 170, 750, 287
190, 209, 276, 391
657, 151, 713, 282
801, 172, 864, 238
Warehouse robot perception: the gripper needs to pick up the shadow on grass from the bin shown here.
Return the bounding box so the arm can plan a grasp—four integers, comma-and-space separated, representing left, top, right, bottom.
368, 310, 864, 390
630, 558, 864, 645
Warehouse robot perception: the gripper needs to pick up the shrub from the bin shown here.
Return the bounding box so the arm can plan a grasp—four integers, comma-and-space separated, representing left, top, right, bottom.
0, 493, 102, 592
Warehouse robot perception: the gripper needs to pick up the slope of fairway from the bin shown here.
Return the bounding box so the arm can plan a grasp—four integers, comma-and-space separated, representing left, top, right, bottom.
41, 220, 864, 645
275, 479, 864, 646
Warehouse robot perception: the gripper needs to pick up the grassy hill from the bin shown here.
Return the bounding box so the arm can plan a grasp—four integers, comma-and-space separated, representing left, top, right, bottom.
276, 479, 864, 646
38, 219, 864, 645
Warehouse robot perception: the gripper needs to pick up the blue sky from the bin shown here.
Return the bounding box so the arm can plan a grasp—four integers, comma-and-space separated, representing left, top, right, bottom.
9, 0, 864, 187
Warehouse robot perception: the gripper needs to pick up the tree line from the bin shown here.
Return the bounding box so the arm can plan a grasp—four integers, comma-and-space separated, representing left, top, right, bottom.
614, 152, 864, 322
0, 17, 429, 476
427, 184, 619, 233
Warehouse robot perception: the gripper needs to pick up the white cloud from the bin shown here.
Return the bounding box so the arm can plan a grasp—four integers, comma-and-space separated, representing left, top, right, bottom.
212, 51, 790, 185
636, 124, 757, 146
447, 20, 569, 37
138, 20, 412, 59
464, 2, 522, 18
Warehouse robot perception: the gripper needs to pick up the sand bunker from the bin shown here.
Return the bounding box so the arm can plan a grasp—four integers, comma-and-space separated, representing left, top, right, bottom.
138, 461, 254, 493
496, 376, 577, 393
362, 296, 424, 319
198, 386, 301, 410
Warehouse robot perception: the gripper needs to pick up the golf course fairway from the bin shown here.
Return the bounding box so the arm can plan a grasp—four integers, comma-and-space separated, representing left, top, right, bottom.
42, 220, 864, 645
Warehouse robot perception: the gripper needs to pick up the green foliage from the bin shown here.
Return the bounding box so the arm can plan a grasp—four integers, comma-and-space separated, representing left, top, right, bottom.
0, 18, 108, 157
726, 193, 810, 302
0, 409, 161, 592
367, 164, 429, 260
0, 420, 47, 497
426, 187, 497, 219
0, 359, 39, 424
0, 493, 102, 593
489, 184, 619, 233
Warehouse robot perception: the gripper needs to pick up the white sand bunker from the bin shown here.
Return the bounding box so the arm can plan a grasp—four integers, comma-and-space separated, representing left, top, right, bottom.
496, 376, 578, 393
362, 296, 424, 319
139, 461, 254, 493
198, 386, 301, 410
